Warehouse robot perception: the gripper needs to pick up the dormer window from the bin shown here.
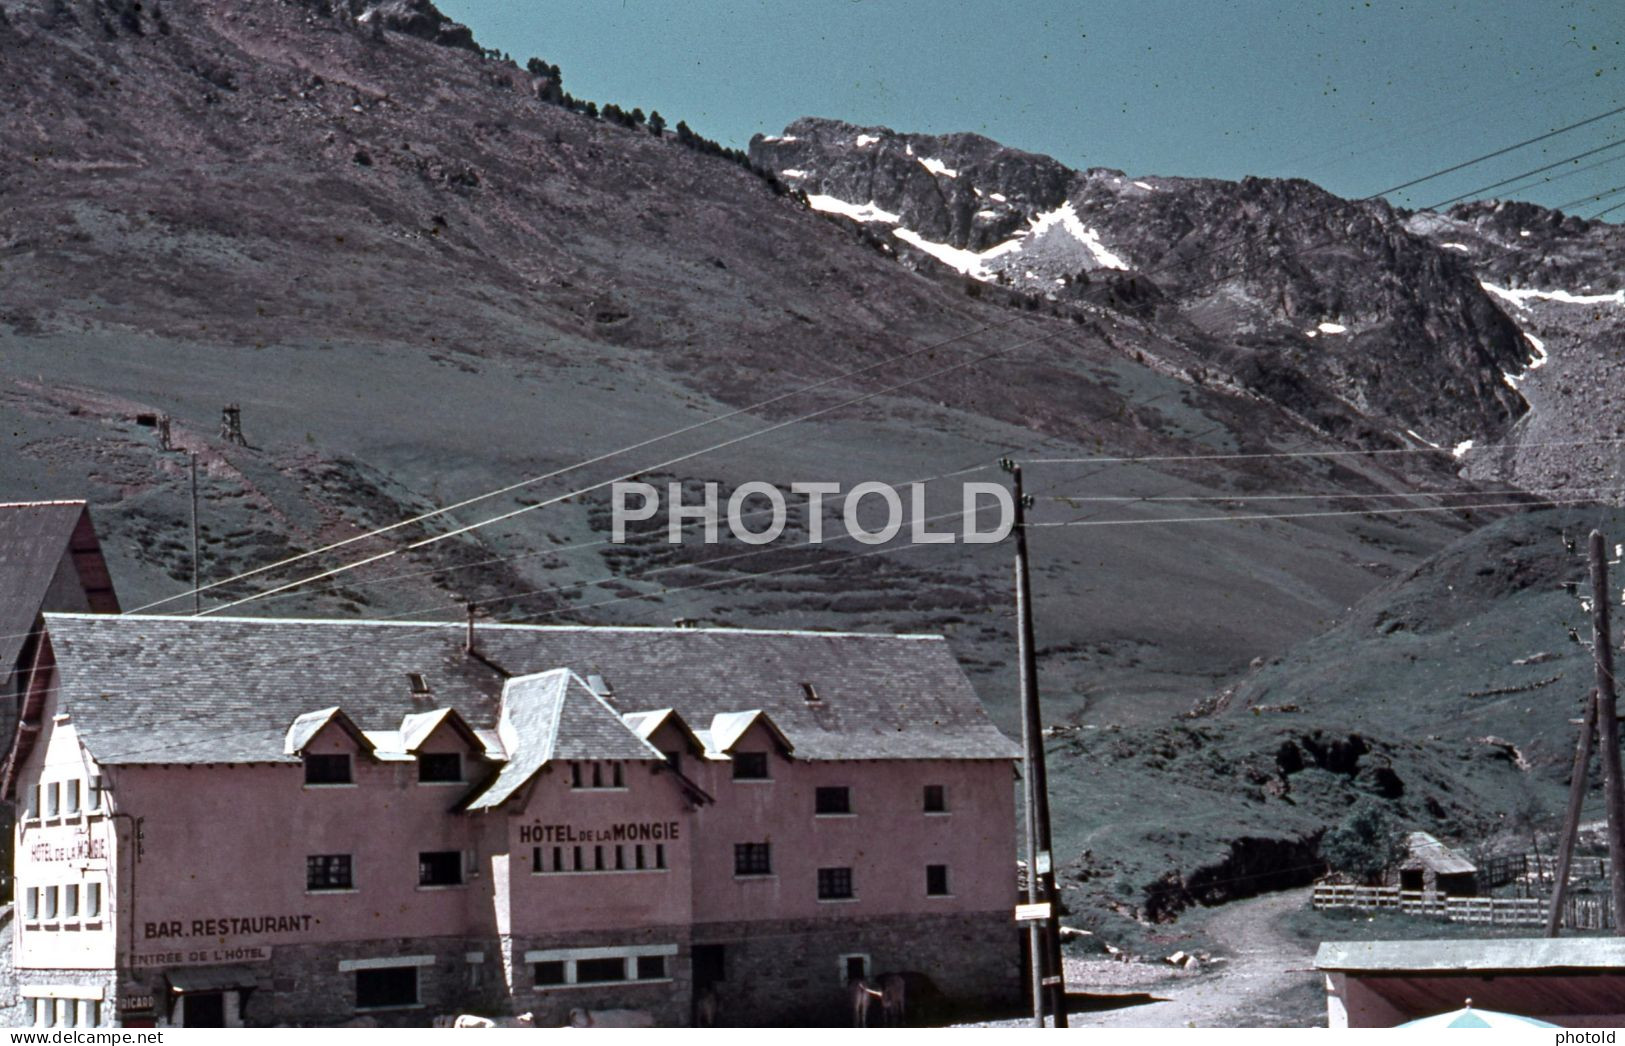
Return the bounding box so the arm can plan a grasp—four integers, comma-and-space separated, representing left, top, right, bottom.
304, 753, 353, 786
407, 672, 431, 696
418, 753, 462, 784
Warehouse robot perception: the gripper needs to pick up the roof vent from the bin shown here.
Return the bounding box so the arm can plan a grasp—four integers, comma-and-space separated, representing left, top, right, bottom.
587, 674, 613, 698
801, 682, 820, 704
407, 672, 431, 696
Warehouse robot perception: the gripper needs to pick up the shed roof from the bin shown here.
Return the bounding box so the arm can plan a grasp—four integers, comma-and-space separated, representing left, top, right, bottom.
41, 614, 1019, 766
1399, 831, 1477, 875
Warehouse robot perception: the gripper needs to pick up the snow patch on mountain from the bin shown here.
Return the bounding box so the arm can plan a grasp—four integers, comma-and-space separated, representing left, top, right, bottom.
892, 228, 995, 279
1481, 282, 1625, 309
854, 134, 880, 147
1024, 202, 1129, 270
917, 156, 958, 178
806, 195, 901, 224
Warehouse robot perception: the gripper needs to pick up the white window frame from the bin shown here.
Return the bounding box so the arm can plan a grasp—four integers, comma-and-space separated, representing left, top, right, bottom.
524, 943, 677, 991
85, 882, 103, 921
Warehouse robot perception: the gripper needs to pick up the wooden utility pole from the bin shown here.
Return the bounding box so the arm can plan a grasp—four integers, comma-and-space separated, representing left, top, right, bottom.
1005, 461, 1068, 1027
1546, 689, 1598, 936
1586, 530, 1625, 933
189, 452, 202, 615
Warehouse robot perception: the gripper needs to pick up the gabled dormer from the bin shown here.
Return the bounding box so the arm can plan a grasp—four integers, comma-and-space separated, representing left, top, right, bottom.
399, 707, 489, 785
465, 669, 666, 812
703, 710, 794, 782
621, 708, 713, 806
284, 707, 374, 787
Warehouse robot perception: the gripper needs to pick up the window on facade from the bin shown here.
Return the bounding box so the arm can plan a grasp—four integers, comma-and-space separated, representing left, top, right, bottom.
32, 998, 46, 1028
533, 961, 566, 987
656, 844, 667, 870
308, 854, 354, 891
79, 1001, 100, 1028
734, 842, 772, 876
65, 780, 80, 816
88, 775, 105, 813
86, 883, 102, 919
844, 955, 869, 982
732, 752, 769, 780
635, 845, 646, 870
355, 966, 418, 1010
25, 784, 39, 820
570, 762, 583, 788
636, 955, 667, 980
65, 884, 79, 918
815, 786, 851, 815
927, 864, 950, 896
304, 753, 352, 785
44, 886, 59, 920
575, 957, 627, 984
417, 753, 462, 783
591, 763, 604, 788
45, 782, 60, 818
615, 845, 626, 871
24, 887, 38, 920
418, 851, 463, 887
817, 867, 854, 901
594, 845, 605, 871
924, 784, 947, 813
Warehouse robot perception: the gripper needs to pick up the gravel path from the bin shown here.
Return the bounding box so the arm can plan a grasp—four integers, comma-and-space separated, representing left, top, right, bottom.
1065, 887, 1318, 1028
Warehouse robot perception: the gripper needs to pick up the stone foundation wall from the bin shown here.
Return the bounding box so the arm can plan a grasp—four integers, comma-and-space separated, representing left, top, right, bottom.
9, 909, 1017, 1027
693, 908, 1021, 1026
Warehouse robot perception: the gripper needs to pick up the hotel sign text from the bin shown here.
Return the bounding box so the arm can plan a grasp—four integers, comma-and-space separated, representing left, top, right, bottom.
518, 820, 680, 844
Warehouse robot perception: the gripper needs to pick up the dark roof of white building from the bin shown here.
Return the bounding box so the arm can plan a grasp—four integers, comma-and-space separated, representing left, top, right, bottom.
41, 614, 1021, 767
0, 502, 106, 674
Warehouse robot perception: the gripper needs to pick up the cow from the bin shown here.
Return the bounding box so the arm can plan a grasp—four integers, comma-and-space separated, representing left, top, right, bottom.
848, 978, 884, 1027
694, 986, 720, 1028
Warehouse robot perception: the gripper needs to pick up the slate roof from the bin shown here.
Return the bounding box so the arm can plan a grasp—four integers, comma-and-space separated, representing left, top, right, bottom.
466, 669, 665, 811
0, 502, 93, 675
41, 614, 1020, 767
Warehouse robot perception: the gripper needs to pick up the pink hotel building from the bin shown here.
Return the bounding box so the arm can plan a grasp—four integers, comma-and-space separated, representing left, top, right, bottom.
4, 613, 1023, 1027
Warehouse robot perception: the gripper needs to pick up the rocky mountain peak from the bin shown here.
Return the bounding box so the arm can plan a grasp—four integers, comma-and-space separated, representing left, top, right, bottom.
754, 117, 1535, 452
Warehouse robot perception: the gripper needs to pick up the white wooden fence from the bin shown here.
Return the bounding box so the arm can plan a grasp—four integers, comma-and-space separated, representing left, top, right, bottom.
1310, 884, 1611, 928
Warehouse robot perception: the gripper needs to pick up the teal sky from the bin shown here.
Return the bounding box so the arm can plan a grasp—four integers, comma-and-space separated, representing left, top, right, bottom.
437, 1, 1624, 215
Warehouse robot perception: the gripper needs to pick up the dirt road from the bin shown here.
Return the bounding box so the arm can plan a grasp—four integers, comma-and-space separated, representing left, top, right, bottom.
1067, 887, 1319, 1028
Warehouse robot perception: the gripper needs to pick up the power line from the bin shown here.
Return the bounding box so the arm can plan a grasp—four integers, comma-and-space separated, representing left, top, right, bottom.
192, 326, 1076, 616
1426, 138, 1625, 212
1021, 437, 1625, 467
1026, 495, 1605, 529
1373, 105, 1625, 200
124, 313, 1019, 615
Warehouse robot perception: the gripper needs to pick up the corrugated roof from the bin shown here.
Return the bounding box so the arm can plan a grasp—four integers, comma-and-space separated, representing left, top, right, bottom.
1399, 831, 1477, 875
1316, 937, 1625, 972
42, 614, 1020, 766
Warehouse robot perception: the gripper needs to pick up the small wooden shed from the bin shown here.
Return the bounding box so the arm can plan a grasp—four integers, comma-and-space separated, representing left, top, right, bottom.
1391, 831, 1477, 896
